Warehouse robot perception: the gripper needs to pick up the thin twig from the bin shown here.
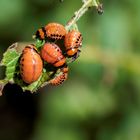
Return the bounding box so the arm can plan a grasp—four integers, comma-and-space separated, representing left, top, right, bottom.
65, 0, 99, 30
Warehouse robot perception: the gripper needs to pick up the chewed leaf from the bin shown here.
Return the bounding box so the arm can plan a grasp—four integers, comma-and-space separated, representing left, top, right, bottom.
1, 48, 20, 81
1, 49, 19, 65
0, 42, 53, 94
22, 69, 49, 93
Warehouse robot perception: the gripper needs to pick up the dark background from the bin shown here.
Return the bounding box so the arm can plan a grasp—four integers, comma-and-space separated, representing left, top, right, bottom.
0, 0, 140, 140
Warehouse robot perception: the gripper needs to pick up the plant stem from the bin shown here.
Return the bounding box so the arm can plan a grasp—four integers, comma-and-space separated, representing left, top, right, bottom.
65, 0, 99, 30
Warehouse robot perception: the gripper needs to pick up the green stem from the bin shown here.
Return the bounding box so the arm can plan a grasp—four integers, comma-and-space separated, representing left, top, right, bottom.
65, 0, 99, 30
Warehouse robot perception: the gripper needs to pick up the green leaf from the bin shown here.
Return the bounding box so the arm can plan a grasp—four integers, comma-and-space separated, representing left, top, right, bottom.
36, 39, 45, 49
0, 43, 51, 94
1, 48, 21, 81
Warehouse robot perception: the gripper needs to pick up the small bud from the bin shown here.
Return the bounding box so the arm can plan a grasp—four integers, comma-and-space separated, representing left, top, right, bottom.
96, 3, 104, 15
59, 0, 64, 3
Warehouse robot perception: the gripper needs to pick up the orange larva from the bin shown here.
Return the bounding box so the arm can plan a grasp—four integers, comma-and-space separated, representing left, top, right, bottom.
64, 30, 82, 56
45, 22, 66, 40
41, 42, 66, 67
35, 22, 66, 40
49, 65, 68, 86
20, 44, 43, 84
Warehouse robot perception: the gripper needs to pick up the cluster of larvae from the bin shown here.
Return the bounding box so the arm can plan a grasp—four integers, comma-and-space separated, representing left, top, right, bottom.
20, 22, 83, 86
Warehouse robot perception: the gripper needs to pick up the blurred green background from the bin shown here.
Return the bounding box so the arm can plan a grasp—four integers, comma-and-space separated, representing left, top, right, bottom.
0, 0, 140, 140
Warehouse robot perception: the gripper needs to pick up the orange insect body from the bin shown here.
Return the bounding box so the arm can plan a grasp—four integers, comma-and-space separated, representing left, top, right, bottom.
64, 30, 82, 56
45, 22, 66, 40
20, 44, 43, 84
50, 65, 68, 86
35, 22, 66, 40
41, 43, 66, 67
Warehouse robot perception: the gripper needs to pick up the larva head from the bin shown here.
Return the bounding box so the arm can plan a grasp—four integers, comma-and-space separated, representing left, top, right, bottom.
22, 44, 37, 53
34, 27, 46, 40
61, 65, 68, 73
